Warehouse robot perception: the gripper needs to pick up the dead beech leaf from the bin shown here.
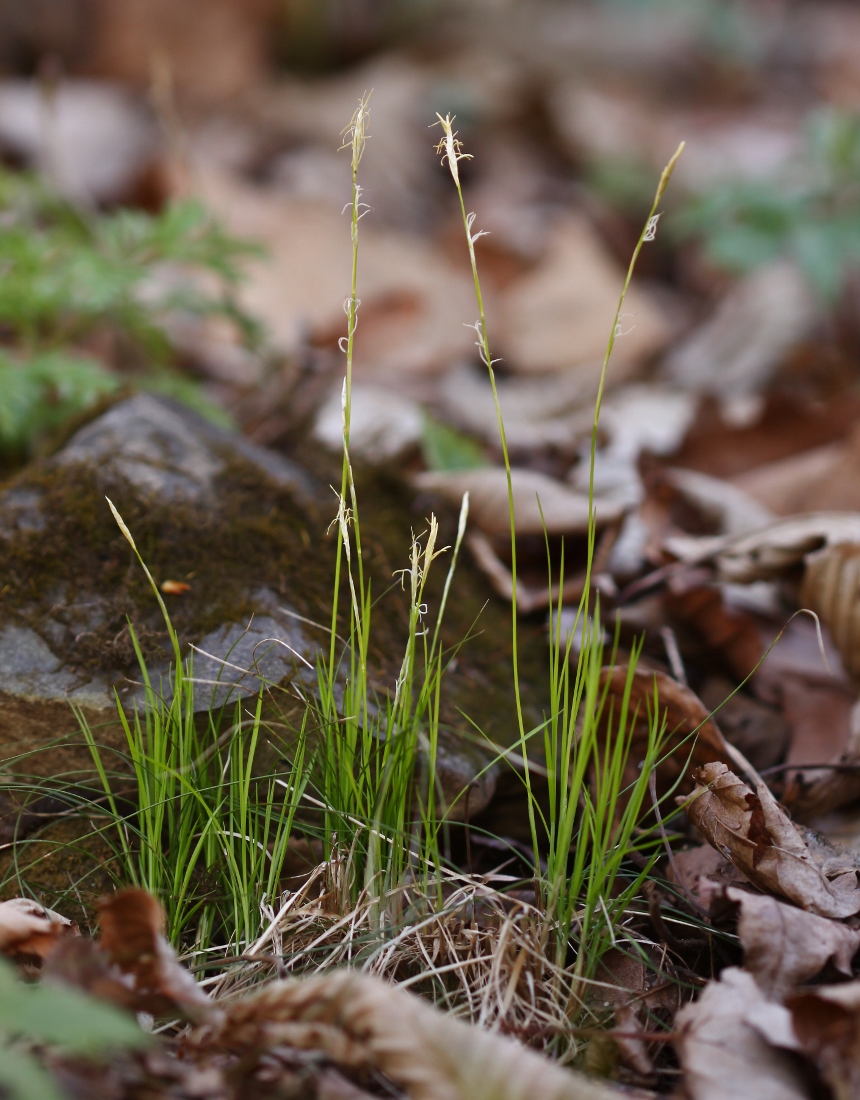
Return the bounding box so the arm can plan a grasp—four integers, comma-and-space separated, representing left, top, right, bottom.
611, 1002, 653, 1078
779, 682, 860, 821
733, 422, 860, 518
98, 889, 215, 1023
160, 579, 191, 595
663, 261, 817, 405
438, 364, 595, 451
801, 542, 860, 680
663, 512, 860, 582
599, 668, 733, 798
0, 897, 77, 962
664, 579, 764, 680
669, 843, 750, 903
466, 530, 588, 614
724, 886, 860, 1000
674, 967, 809, 1100
787, 980, 860, 1100
682, 763, 860, 919
495, 213, 671, 375
211, 970, 629, 1100
414, 467, 623, 538
196, 169, 474, 381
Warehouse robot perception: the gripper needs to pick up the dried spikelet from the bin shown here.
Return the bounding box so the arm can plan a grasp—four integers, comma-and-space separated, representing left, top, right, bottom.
206, 970, 628, 1100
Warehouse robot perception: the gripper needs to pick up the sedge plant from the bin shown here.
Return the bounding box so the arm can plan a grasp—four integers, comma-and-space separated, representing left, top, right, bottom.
312, 95, 472, 922
72, 500, 309, 950
435, 111, 686, 993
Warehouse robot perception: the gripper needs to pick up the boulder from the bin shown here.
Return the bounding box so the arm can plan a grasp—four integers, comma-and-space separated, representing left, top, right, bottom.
0, 394, 504, 817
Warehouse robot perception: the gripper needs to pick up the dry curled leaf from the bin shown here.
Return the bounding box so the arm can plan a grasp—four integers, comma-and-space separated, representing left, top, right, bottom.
724, 886, 860, 1000
801, 542, 860, 681
787, 980, 860, 1100
669, 842, 750, 903
664, 513, 860, 583
599, 667, 733, 798
780, 694, 860, 821
0, 897, 77, 963
664, 579, 764, 680
674, 967, 809, 1100
98, 889, 216, 1023
160, 579, 191, 594
204, 970, 630, 1100
414, 467, 623, 538
466, 529, 588, 614
682, 763, 860, 918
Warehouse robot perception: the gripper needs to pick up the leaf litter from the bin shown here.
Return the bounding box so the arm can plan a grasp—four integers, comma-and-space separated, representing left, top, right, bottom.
7, 0, 860, 1097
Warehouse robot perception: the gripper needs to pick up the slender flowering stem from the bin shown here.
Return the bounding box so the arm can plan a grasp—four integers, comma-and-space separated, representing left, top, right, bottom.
329, 93, 371, 685
434, 113, 538, 866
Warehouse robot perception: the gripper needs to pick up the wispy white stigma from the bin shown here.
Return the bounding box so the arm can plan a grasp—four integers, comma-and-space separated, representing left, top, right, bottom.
643, 214, 661, 242
433, 113, 472, 186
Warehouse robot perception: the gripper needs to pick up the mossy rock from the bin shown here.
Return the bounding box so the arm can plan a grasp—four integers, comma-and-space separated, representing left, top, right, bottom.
0, 395, 549, 815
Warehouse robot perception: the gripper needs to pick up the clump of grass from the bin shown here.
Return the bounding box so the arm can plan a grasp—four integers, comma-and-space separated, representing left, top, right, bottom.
435, 110, 685, 1007
311, 95, 470, 921
3, 97, 695, 1058
70, 503, 310, 951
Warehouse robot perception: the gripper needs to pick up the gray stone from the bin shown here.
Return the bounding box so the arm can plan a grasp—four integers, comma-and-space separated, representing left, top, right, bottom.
0, 623, 111, 705
186, 611, 317, 711
0, 394, 512, 816
0, 394, 327, 776
55, 392, 312, 505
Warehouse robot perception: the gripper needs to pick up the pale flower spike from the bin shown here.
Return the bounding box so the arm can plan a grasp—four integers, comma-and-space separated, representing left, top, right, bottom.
106, 496, 137, 552
434, 113, 472, 186
341, 91, 372, 172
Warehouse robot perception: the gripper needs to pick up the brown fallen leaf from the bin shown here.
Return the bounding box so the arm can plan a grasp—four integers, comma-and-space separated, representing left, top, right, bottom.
314, 384, 423, 462
495, 213, 671, 375
0, 897, 77, 963
438, 363, 595, 451
414, 467, 624, 539
663, 261, 818, 407
600, 667, 733, 799
778, 679, 860, 822
801, 542, 860, 681
682, 762, 860, 919
98, 889, 216, 1023
723, 886, 860, 1000
160, 579, 191, 595
698, 677, 790, 773
663, 512, 860, 584
206, 970, 634, 1100
611, 1002, 654, 1079
674, 967, 810, 1100
590, 948, 679, 1080
664, 579, 764, 680
787, 980, 860, 1100
733, 420, 860, 519
196, 168, 474, 383
668, 843, 750, 904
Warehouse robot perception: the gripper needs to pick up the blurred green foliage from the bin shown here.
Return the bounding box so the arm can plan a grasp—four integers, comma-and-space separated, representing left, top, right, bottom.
676, 110, 860, 302
0, 957, 147, 1100
0, 169, 260, 462
421, 414, 486, 471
